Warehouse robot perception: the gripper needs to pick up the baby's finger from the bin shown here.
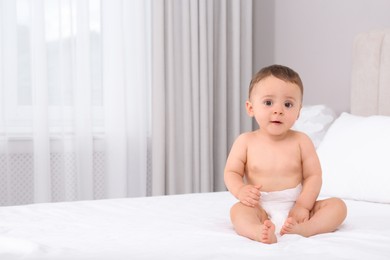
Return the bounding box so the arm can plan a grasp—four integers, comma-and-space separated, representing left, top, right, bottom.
254, 185, 262, 190
240, 199, 252, 207
250, 193, 260, 201
248, 198, 257, 207
250, 187, 261, 196
251, 198, 259, 206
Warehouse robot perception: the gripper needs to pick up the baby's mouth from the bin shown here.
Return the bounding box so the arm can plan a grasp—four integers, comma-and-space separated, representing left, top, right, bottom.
270, 120, 282, 124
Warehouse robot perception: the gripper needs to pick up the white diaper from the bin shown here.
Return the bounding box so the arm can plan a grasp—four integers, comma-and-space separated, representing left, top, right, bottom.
260, 184, 302, 234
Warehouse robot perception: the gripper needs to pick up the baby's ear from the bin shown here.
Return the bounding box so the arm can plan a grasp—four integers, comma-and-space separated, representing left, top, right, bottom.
245, 100, 254, 117
296, 105, 302, 119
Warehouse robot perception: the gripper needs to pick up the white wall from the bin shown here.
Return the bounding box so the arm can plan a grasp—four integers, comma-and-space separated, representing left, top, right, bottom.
254, 0, 390, 115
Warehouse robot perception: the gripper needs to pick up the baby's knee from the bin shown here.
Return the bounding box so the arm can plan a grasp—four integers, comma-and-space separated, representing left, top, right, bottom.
230, 202, 244, 218
230, 202, 258, 219
329, 198, 348, 218
332, 198, 347, 209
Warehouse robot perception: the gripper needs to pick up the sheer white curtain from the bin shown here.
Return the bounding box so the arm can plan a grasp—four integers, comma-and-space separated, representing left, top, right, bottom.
151, 0, 253, 195
0, 0, 150, 205
0, 0, 254, 205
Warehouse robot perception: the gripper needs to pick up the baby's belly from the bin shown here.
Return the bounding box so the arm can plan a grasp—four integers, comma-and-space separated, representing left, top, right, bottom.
246, 174, 301, 192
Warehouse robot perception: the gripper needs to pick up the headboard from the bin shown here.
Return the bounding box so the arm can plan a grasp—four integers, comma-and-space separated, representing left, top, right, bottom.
351, 29, 390, 116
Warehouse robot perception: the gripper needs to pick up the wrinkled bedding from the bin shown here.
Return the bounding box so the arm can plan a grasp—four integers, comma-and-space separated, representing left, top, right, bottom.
0, 192, 389, 260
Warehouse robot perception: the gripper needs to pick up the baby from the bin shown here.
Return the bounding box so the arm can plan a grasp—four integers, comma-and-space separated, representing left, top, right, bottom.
224, 65, 347, 244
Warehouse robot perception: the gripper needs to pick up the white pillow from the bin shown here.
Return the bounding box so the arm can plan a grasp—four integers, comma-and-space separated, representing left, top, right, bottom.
317, 112, 390, 203
292, 105, 336, 148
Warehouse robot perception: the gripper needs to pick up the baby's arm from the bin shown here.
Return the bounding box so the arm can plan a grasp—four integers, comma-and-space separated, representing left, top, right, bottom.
290, 133, 322, 222
224, 134, 261, 207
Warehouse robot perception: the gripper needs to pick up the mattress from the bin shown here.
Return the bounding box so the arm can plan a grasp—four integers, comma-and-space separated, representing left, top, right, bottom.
1, 191, 389, 260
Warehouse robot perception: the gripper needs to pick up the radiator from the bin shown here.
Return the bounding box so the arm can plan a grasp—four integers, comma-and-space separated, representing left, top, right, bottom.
0, 138, 106, 206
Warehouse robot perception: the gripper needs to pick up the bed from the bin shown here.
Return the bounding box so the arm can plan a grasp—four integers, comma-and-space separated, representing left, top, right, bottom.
1, 191, 389, 260
1, 29, 390, 260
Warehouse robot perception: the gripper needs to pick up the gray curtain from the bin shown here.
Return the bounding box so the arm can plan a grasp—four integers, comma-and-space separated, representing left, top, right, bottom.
151, 0, 253, 195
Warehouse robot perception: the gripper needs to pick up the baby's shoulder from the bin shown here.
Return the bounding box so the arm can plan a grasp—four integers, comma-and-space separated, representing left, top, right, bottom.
233, 131, 257, 145
289, 129, 310, 140
289, 130, 315, 147
237, 131, 258, 140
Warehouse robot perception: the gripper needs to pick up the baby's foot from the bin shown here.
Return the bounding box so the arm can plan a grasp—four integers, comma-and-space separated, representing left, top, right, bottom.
280, 217, 304, 236
257, 220, 277, 244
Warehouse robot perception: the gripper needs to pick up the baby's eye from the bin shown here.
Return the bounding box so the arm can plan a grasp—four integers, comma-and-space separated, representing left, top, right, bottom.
264, 100, 273, 106
284, 102, 294, 108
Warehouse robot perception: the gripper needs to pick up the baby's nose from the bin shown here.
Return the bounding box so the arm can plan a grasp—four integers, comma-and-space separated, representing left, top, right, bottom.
273, 107, 284, 115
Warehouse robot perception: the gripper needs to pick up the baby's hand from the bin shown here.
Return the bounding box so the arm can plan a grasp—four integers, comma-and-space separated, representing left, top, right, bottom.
237, 185, 261, 207
288, 204, 310, 223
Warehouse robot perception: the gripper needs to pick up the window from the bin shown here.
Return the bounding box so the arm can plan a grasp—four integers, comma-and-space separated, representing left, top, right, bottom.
2, 0, 104, 135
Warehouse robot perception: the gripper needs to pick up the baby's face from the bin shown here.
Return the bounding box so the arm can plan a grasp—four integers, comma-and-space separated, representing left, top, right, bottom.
246, 75, 302, 137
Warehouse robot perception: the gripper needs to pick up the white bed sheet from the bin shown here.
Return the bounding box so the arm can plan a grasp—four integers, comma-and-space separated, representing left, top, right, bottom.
0, 192, 389, 260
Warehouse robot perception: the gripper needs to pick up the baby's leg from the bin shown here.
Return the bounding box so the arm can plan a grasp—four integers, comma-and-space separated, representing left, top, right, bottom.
230, 202, 277, 244
281, 198, 347, 237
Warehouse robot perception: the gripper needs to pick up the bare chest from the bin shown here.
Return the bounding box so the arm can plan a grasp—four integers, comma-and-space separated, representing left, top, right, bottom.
246, 141, 302, 178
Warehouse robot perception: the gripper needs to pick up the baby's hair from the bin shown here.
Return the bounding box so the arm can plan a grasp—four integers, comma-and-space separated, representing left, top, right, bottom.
248, 64, 303, 99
